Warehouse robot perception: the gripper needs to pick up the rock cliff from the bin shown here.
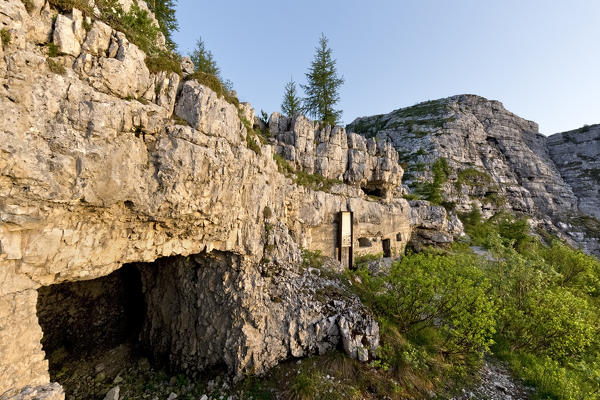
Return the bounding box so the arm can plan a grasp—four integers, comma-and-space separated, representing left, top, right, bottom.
348, 95, 599, 253
0, 0, 461, 397
3, 0, 595, 397
548, 124, 600, 220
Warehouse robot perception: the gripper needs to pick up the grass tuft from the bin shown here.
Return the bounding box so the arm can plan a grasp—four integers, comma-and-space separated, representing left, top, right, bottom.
47, 58, 66, 75
0, 29, 11, 48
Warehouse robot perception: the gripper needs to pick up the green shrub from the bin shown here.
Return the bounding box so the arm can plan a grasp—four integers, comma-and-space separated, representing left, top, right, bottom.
353, 253, 383, 268
497, 351, 600, 400
47, 43, 60, 57
460, 210, 531, 250
245, 134, 261, 156
263, 206, 272, 219
47, 58, 66, 75
415, 157, 449, 205
0, 29, 12, 48
301, 249, 326, 269
538, 240, 600, 293
0, 29, 10, 48
402, 193, 420, 201
145, 52, 182, 75
353, 251, 496, 356
22, 0, 35, 13
456, 168, 493, 188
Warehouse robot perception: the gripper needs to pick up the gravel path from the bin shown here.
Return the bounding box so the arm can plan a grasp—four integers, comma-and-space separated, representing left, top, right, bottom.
452, 358, 533, 400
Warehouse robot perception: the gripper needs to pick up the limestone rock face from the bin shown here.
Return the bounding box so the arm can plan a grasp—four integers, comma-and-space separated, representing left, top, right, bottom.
52, 11, 83, 57
0, 383, 65, 400
348, 95, 576, 217
409, 200, 464, 251
174, 81, 243, 145
548, 125, 600, 220
270, 113, 403, 197
348, 95, 599, 253
75, 29, 152, 99
138, 253, 379, 378
0, 0, 421, 394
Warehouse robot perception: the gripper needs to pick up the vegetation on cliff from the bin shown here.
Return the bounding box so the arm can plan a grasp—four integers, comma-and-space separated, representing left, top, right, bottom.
281, 77, 302, 117
300, 33, 345, 126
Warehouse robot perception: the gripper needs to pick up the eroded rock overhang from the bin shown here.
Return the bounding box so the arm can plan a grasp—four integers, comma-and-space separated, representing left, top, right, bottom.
0, 0, 459, 396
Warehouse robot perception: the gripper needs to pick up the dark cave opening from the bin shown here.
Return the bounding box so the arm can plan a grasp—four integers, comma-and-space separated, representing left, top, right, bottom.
36, 263, 148, 397
361, 186, 385, 198
36, 253, 240, 399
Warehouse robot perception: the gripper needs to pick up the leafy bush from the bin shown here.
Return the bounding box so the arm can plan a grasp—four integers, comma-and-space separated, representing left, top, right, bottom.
460, 210, 531, 250
353, 251, 496, 356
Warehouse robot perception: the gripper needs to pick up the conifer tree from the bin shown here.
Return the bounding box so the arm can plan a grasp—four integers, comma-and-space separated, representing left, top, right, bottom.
281, 78, 301, 117
189, 37, 220, 76
301, 33, 344, 126
147, 0, 178, 50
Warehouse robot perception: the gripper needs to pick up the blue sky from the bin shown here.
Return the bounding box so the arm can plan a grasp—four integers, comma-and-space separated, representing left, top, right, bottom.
173, 0, 600, 135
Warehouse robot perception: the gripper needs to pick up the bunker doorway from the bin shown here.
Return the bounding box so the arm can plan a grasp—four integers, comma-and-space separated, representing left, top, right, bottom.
382, 238, 391, 258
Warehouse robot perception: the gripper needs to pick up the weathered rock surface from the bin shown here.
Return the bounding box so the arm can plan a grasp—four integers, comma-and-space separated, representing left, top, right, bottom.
348, 95, 577, 217
270, 113, 403, 197
348, 95, 599, 253
0, 383, 64, 400
138, 252, 378, 378
0, 0, 429, 395
548, 124, 600, 220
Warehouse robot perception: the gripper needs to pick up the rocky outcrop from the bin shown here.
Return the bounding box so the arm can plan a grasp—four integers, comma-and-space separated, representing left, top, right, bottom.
138, 252, 378, 377
0, 0, 425, 395
269, 113, 403, 197
548, 124, 600, 220
348, 95, 577, 218
348, 95, 600, 253
0, 384, 64, 400
409, 200, 464, 251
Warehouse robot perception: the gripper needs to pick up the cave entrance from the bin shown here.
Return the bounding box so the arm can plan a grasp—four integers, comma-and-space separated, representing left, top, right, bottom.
37, 263, 147, 398
36, 252, 239, 398
361, 185, 385, 198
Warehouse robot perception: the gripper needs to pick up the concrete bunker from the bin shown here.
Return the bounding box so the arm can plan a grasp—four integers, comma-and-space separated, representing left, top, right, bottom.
35, 251, 241, 397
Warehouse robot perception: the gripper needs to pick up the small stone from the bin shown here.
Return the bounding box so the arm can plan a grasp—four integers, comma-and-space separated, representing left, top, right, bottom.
167, 393, 177, 400
103, 386, 120, 400
113, 375, 123, 384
